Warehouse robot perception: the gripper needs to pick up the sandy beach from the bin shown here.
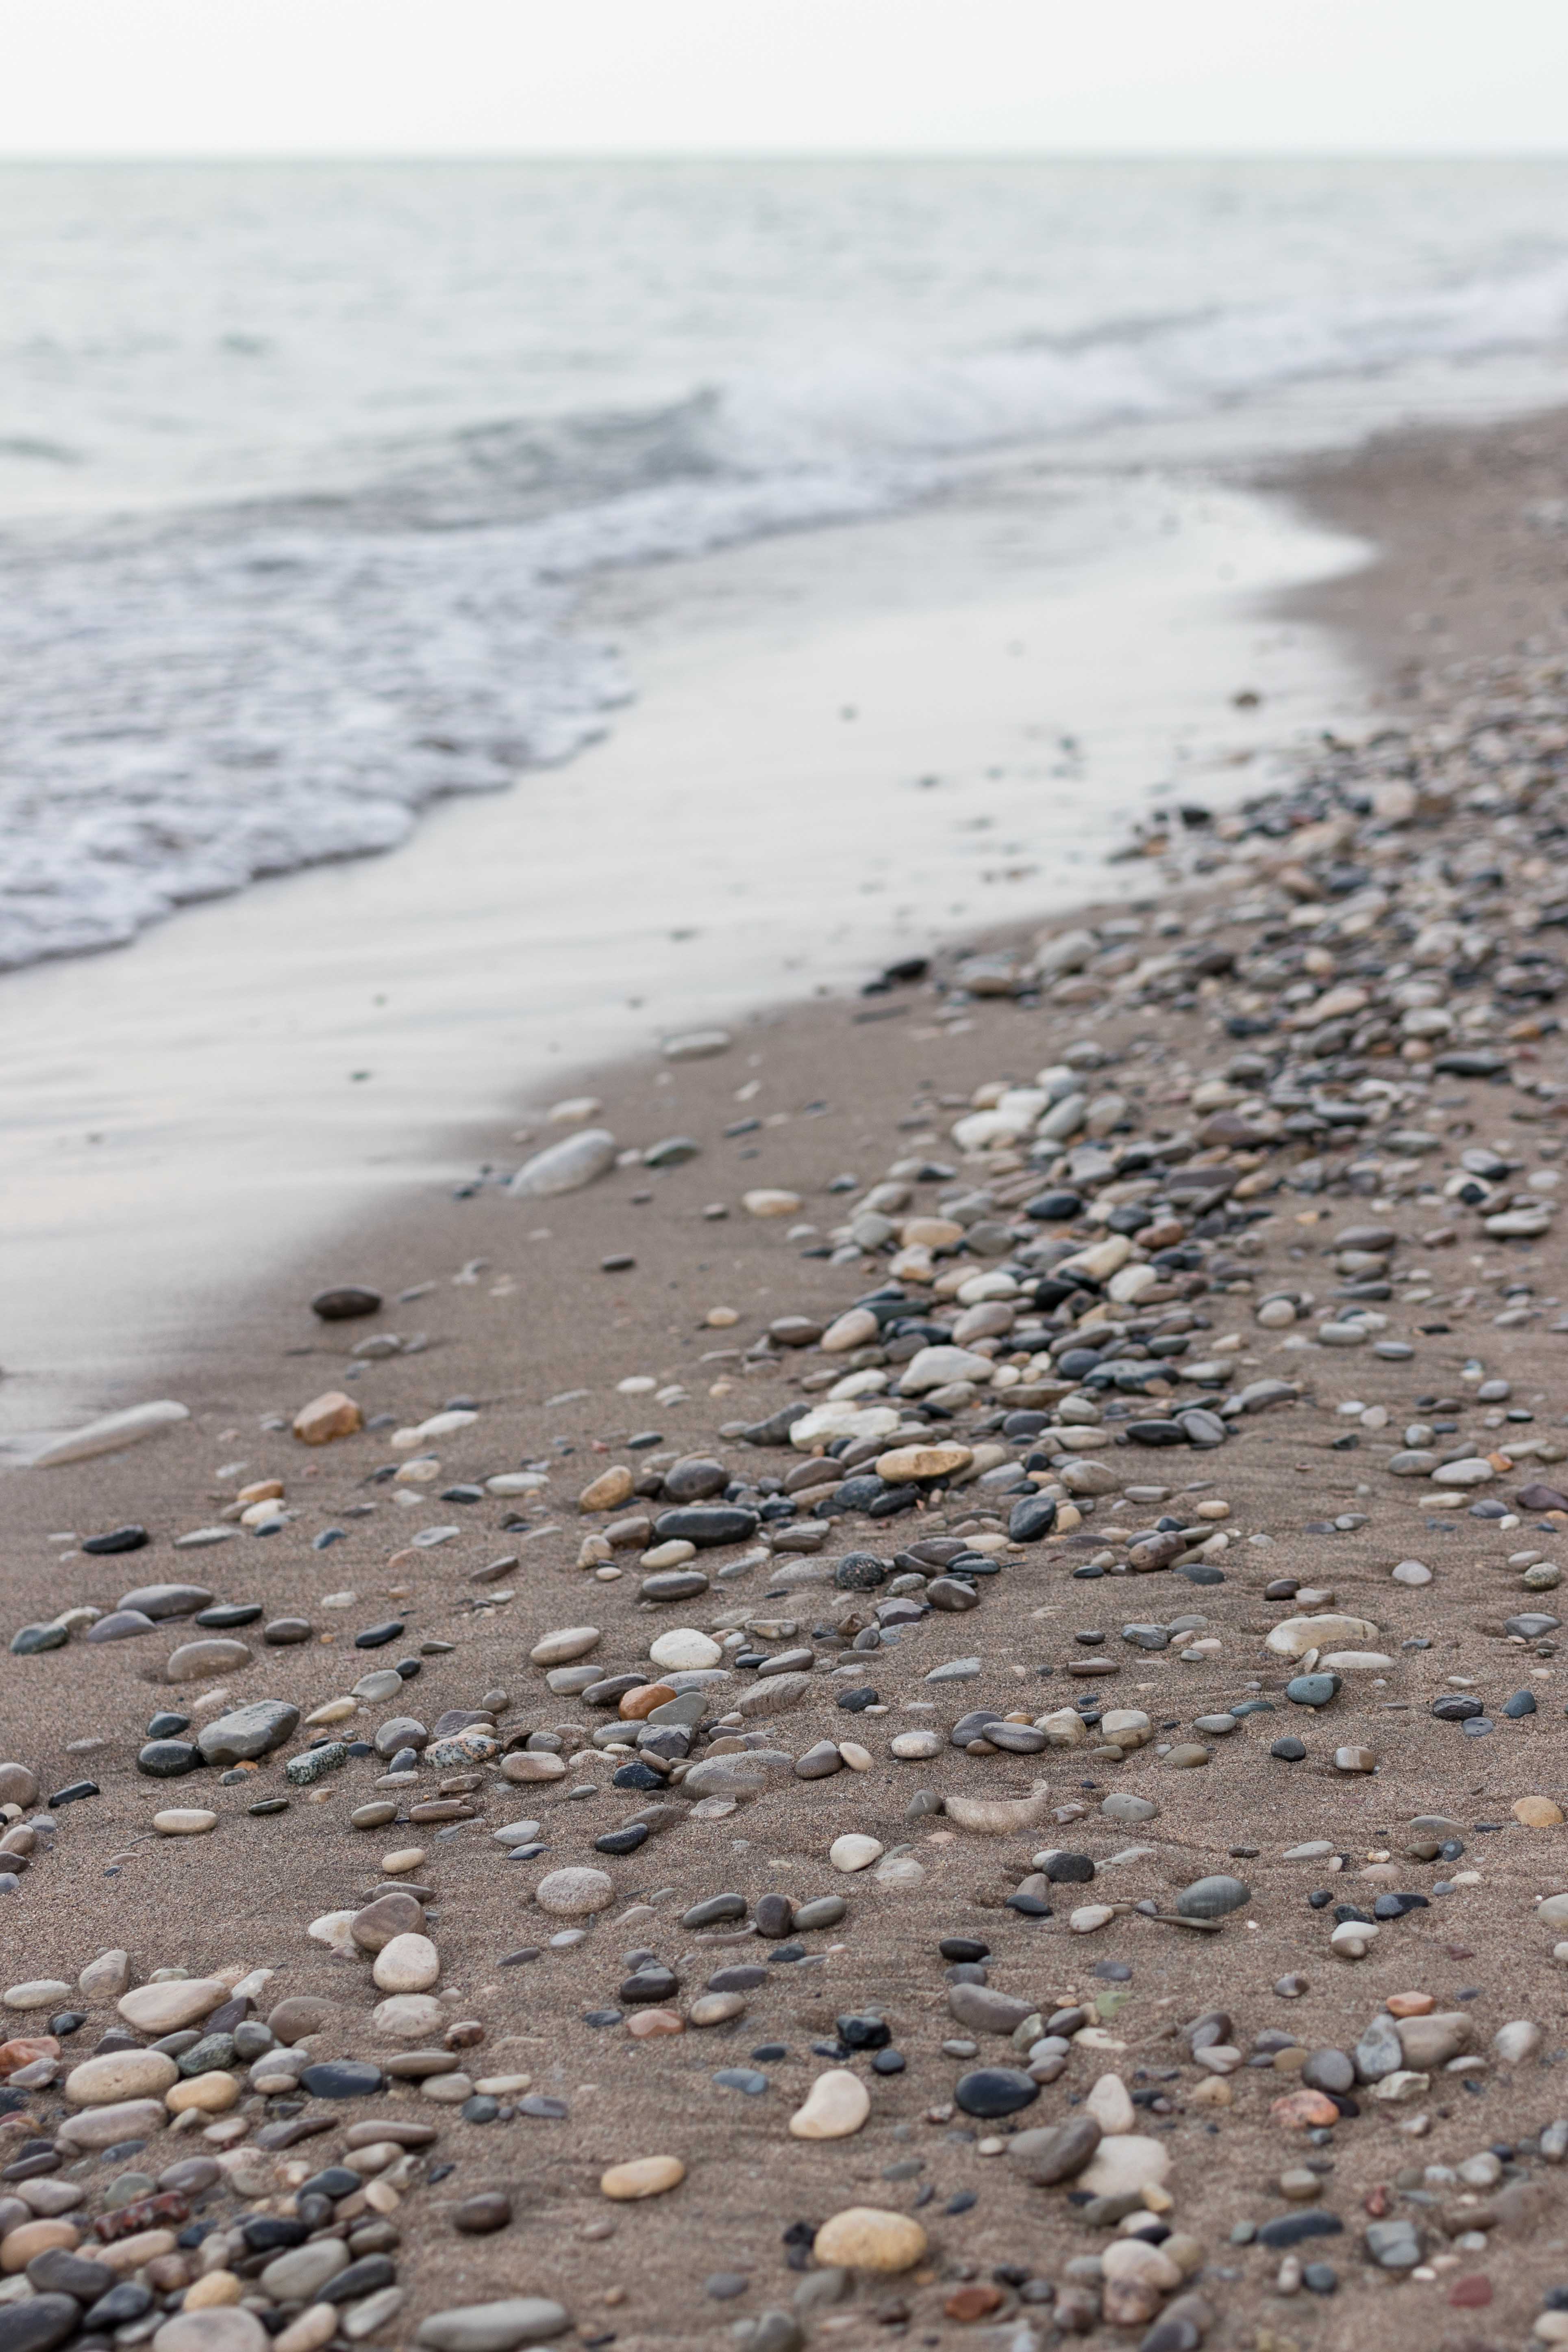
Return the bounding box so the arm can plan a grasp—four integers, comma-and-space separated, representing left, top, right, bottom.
6, 401, 1568, 2351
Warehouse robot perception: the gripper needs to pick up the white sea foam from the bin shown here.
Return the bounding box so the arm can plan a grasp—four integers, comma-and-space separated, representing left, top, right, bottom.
2, 158, 1567, 972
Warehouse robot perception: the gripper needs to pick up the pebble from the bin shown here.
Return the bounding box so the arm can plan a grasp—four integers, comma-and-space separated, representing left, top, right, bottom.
789, 2071, 870, 2139
599, 2155, 685, 2200
810, 2209, 927, 2272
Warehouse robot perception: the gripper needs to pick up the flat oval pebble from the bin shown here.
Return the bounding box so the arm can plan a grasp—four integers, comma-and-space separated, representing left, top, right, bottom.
535, 1867, 613, 1917
599, 2155, 685, 2200
811, 2207, 928, 2272
828, 1834, 883, 1872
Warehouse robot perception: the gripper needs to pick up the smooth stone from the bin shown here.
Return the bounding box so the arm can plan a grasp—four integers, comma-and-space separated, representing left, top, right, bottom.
789, 2071, 870, 2140
829, 1835, 883, 1873
648, 1630, 722, 1672
165, 1639, 251, 1683
1079, 2134, 1171, 2197
535, 1867, 613, 1917
1176, 1876, 1250, 1921
63, 2052, 178, 2106
953, 2068, 1039, 2118
30, 1399, 188, 1469
600, 2156, 685, 2200
509, 1128, 617, 1198
118, 1584, 213, 1619
196, 1702, 300, 1765
1008, 2115, 1102, 2183
811, 2209, 927, 2273
372, 1934, 440, 1993
152, 1809, 217, 1835
118, 1980, 228, 2033
415, 2301, 570, 2350
55, 2098, 169, 2152
152, 2315, 271, 2352
299, 2061, 384, 2098
528, 1627, 601, 1667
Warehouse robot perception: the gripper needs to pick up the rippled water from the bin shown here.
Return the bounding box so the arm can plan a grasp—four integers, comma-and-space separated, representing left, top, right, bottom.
2, 155, 1567, 971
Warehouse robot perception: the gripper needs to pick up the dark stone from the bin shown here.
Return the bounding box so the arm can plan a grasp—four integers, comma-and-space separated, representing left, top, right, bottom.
834, 1554, 888, 1592
196, 1603, 262, 1629
298, 2062, 383, 2099
47, 1781, 98, 1806
834, 1686, 878, 1710
1257, 2212, 1344, 2250
311, 1287, 382, 1322
683, 1893, 746, 1930
954, 2068, 1040, 2119
1504, 1690, 1538, 1718
80, 2285, 152, 2329
1432, 1695, 1484, 1721
1009, 1494, 1058, 1544
595, 1826, 649, 1856
1008, 2115, 1102, 2184
0, 2297, 84, 2352
82, 1527, 149, 1556
755, 1893, 794, 1938
137, 1740, 200, 1777
706, 1966, 768, 1993
837, 2014, 891, 2050
652, 1506, 760, 1549
661, 1459, 729, 1503
24, 2250, 116, 2300
620, 1968, 679, 2004
264, 1619, 314, 1646
939, 1938, 990, 1962
316, 2255, 397, 2305
353, 1622, 405, 1650
1271, 1737, 1307, 1761
452, 2191, 512, 2233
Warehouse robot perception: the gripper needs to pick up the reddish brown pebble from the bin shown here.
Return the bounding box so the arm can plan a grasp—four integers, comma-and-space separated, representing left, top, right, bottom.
944, 2285, 1004, 2322
1448, 2277, 1492, 2308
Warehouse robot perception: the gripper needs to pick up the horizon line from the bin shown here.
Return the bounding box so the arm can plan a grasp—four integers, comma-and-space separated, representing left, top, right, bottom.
2, 144, 1568, 165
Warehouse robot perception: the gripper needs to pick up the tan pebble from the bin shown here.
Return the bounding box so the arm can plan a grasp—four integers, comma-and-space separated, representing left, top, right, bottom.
837, 1741, 872, 1771
528, 1626, 602, 1666
789, 2071, 870, 2141
1514, 1796, 1565, 1827
1387, 1992, 1435, 2017
688, 1993, 746, 2027
500, 1751, 567, 1783
153, 1809, 217, 1837
811, 2207, 927, 2272
600, 2155, 685, 2200
167, 2073, 240, 2115
379, 1848, 426, 1876
626, 2011, 683, 2039
0, 2217, 79, 2270
743, 1189, 802, 1217
579, 1467, 635, 1514
183, 2273, 244, 2309
1333, 1746, 1377, 1774
291, 1391, 363, 1446
1191, 2076, 1232, 2107
99, 2227, 177, 2272
118, 1980, 230, 2033
65, 2050, 179, 2106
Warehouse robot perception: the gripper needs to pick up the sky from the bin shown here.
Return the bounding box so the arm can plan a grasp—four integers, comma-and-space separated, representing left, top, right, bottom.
2, 0, 1566, 158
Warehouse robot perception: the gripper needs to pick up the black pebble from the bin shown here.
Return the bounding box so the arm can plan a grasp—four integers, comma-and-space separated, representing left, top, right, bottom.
82, 1526, 149, 1556
354, 1621, 405, 1650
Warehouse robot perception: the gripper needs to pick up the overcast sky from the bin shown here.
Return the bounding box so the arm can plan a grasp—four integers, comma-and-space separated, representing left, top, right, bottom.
2, 0, 1566, 159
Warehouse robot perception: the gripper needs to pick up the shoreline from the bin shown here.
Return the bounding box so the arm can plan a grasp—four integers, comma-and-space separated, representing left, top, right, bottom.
0, 453, 1365, 1459
3, 399, 1568, 2347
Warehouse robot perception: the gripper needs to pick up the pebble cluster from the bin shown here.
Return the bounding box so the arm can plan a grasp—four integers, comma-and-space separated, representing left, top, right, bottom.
11, 645, 1568, 2345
